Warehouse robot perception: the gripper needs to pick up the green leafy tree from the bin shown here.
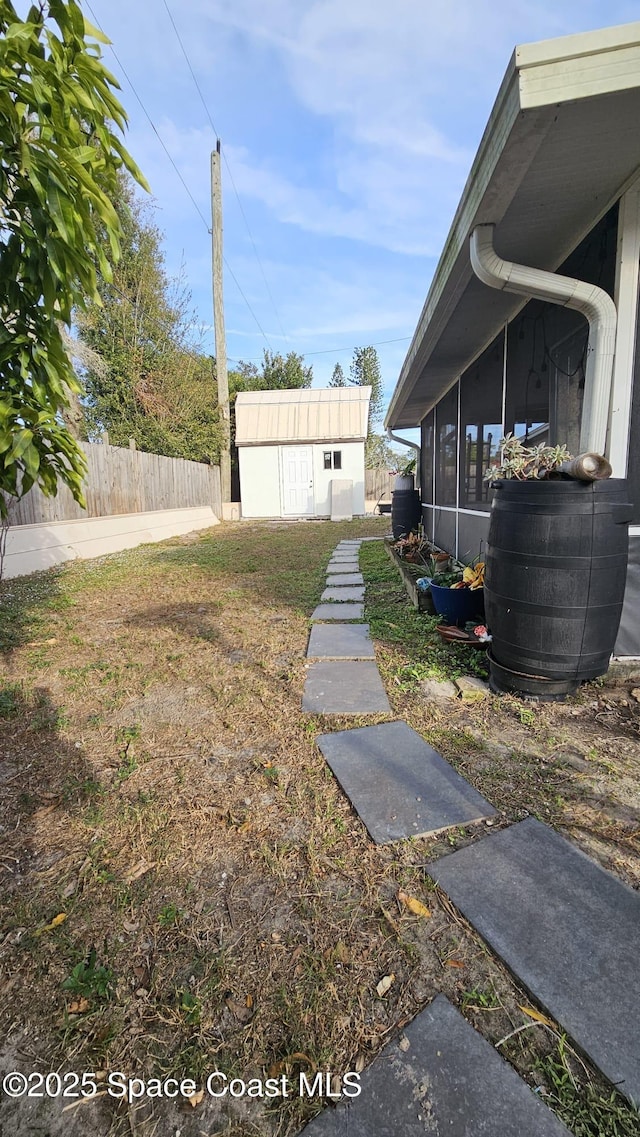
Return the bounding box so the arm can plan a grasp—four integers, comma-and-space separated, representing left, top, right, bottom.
329, 362, 346, 387
0, 0, 148, 516
364, 433, 398, 469
76, 174, 221, 462
349, 346, 384, 435
259, 349, 313, 389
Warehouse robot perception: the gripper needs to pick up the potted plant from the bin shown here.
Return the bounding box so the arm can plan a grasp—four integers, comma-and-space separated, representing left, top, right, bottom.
428, 559, 485, 625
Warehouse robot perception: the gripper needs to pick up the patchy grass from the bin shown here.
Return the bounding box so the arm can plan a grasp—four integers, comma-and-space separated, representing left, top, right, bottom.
0, 518, 638, 1137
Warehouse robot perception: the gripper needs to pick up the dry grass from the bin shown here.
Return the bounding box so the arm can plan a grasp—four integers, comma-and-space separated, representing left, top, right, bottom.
0, 520, 638, 1136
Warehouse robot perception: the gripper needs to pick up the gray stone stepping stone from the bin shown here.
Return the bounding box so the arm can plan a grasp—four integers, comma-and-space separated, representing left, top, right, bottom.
317, 721, 495, 844
301, 994, 570, 1136
311, 603, 364, 621
321, 586, 365, 602
328, 555, 360, 565
307, 623, 374, 659
326, 573, 364, 587
430, 817, 640, 1106
327, 562, 360, 575
302, 662, 390, 714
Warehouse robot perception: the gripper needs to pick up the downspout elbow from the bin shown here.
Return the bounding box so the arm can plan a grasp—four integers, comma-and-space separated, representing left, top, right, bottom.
470, 225, 617, 456
387, 428, 421, 494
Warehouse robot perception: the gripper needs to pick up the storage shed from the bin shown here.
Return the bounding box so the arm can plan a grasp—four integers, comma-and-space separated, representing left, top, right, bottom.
235, 386, 371, 519
385, 20, 640, 657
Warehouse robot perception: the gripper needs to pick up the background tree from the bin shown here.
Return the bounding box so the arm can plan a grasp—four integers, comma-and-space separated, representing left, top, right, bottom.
329, 362, 346, 387
259, 349, 313, 390
349, 346, 384, 434
0, 0, 147, 516
75, 173, 221, 463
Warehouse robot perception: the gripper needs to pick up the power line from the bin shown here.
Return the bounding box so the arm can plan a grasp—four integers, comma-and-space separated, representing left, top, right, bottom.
84, 1, 272, 351
161, 0, 289, 346
303, 336, 412, 357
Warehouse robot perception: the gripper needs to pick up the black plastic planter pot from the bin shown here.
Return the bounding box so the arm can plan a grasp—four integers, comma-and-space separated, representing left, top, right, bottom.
485, 478, 632, 699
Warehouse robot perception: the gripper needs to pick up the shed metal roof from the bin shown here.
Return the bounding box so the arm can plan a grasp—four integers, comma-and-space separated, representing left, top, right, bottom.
385, 20, 640, 429
235, 386, 371, 445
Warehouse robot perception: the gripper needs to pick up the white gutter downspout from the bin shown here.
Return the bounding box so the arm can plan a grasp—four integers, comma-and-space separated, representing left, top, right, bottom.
470, 224, 617, 456
387, 428, 421, 492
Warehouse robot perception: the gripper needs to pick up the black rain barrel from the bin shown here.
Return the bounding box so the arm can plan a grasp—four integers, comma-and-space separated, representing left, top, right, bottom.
485, 478, 632, 699
391, 489, 421, 540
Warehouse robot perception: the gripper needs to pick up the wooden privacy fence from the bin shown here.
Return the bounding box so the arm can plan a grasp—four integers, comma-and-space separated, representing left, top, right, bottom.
9, 441, 222, 526
365, 468, 395, 502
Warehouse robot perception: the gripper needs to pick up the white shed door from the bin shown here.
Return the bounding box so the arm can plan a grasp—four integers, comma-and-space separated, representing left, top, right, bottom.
282, 446, 314, 515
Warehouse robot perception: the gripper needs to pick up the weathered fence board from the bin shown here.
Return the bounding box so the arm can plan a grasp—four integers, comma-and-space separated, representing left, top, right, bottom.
8, 442, 222, 526
365, 468, 394, 503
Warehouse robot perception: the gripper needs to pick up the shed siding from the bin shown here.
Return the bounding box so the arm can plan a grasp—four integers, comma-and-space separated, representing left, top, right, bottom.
312, 443, 366, 516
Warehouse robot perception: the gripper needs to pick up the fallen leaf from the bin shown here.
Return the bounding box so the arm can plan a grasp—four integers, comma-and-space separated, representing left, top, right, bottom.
36, 912, 67, 936
376, 973, 395, 998
187, 1089, 204, 1108
123, 859, 155, 885
397, 890, 431, 918
67, 997, 90, 1014
354, 1052, 367, 1073
519, 1005, 555, 1028
445, 959, 464, 969
398, 1035, 411, 1053
122, 920, 139, 934
225, 996, 254, 1024
268, 1053, 315, 1078
334, 941, 351, 965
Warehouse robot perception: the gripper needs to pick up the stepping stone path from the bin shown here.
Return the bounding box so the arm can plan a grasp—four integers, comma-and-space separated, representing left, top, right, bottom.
321, 586, 365, 602
317, 721, 496, 843
325, 572, 364, 587
307, 622, 375, 660
299, 536, 639, 1132
311, 603, 364, 622
430, 817, 640, 1105
302, 995, 570, 1136
302, 660, 390, 714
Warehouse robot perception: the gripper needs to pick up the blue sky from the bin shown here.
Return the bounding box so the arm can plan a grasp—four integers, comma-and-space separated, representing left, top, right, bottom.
84, 0, 639, 423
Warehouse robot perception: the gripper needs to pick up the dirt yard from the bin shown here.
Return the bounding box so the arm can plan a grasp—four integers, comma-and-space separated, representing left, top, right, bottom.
0, 519, 638, 1137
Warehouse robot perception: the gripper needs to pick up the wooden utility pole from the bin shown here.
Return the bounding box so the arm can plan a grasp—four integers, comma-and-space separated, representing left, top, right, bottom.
211, 140, 231, 502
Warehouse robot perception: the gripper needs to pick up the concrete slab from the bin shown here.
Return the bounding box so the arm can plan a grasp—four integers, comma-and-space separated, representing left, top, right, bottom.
431, 817, 640, 1106
307, 623, 375, 659
328, 555, 360, 564
317, 721, 495, 844
326, 573, 364, 587
302, 662, 390, 714
337, 540, 362, 546
321, 587, 365, 602
301, 994, 570, 1136
327, 562, 360, 574
311, 604, 364, 622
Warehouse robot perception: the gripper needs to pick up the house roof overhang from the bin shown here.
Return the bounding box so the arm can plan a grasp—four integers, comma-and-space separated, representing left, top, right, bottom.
385, 21, 640, 430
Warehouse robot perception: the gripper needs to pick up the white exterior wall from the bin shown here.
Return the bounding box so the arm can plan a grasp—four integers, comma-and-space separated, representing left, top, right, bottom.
238, 445, 281, 517
311, 442, 365, 516
3, 507, 220, 579
238, 441, 366, 518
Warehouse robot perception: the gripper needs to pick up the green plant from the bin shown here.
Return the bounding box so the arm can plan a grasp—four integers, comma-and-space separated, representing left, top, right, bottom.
519, 707, 536, 727
486, 434, 572, 481
62, 947, 113, 1002
536, 1036, 640, 1136
158, 903, 183, 927
0, 0, 148, 516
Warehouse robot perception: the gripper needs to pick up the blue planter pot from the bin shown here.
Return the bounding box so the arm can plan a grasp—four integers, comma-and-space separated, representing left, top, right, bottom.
429, 583, 485, 626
